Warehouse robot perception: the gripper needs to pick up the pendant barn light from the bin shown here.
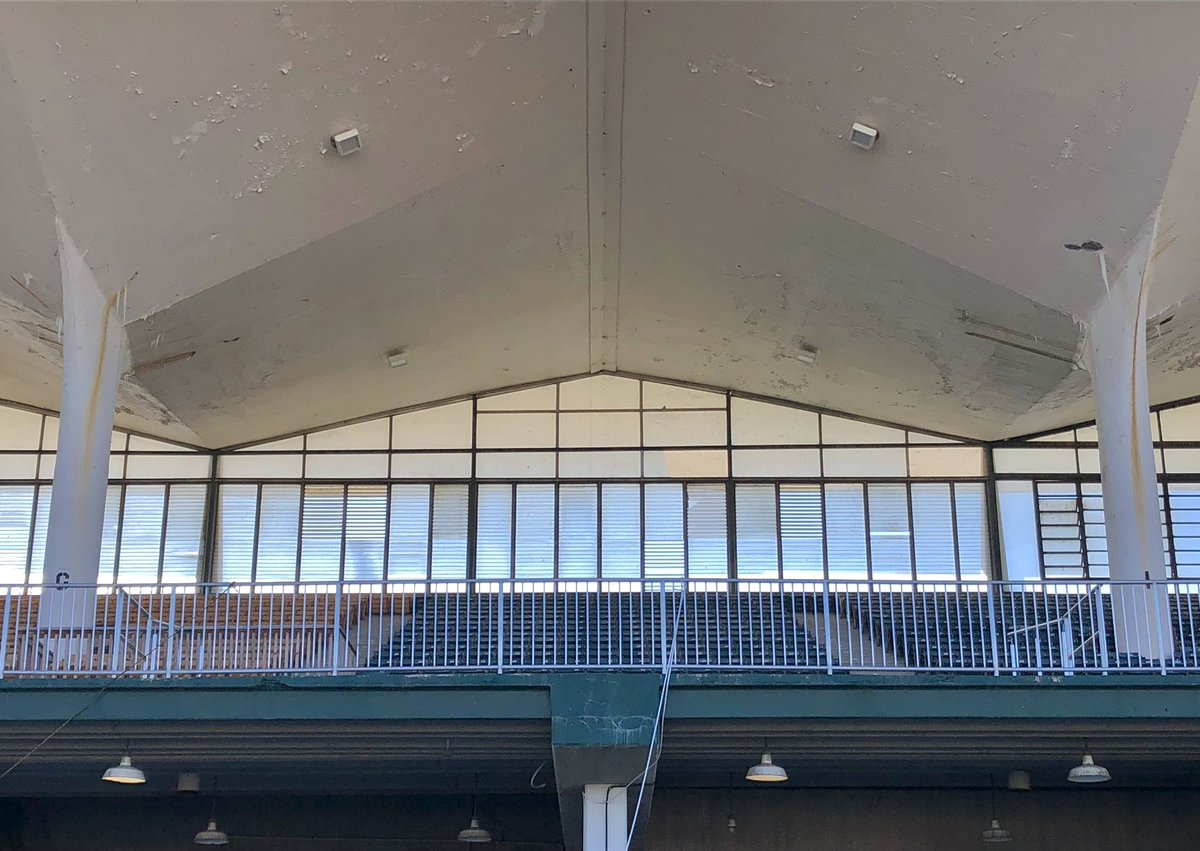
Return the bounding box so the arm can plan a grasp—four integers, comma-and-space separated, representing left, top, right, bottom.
746, 741, 788, 782
101, 753, 145, 785
193, 777, 229, 846
726, 771, 737, 833
1067, 752, 1111, 784
457, 775, 493, 843
193, 821, 229, 847
981, 774, 1012, 844
1006, 770, 1031, 792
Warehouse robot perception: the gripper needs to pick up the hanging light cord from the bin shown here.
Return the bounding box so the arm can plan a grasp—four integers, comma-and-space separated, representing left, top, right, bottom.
623, 582, 688, 851
0, 583, 237, 782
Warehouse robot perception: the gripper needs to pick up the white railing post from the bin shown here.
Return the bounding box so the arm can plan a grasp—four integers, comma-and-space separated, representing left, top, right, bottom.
660, 581, 669, 673
164, 587, 177, 679
986, 582, 1001, 676
822, 580, 834, 675
0, 590, 11, 680
497, 580, 507, 674
1093, 584, 1110, 674
112, 591, 125, 675
1153, 580, 1168, 675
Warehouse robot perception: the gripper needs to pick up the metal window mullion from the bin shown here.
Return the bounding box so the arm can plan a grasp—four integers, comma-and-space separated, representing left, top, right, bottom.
112, 485, 127, 585
905, 481, 917, 582
983, 445, 1003, 579
639, 483, 646, 580
157, 484, 172, 584
948, 482, 962, 582
861, 483, 873, 581
681, 483, 690, 579
510, 483, 518, 580
1033, 482, 1049, 580
382, 483, 393, 583
1076, 481, 1091, 580
427, 484, 435, 581
466, 482, 479, 581
23, 483, 40, 586
338, 484, 349, 582
199, 454, 220, 583
820, 482, 830, 582
553, 482, 560, 580
775, 482, 784, 581
596, 483, 604, 580
295, 483, 306, 583
1162, 480, 1178, 579
726, 480, 737, 581
250, 483, 264, 583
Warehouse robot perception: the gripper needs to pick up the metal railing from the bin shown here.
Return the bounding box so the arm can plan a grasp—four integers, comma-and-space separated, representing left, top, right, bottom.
1, 578, 1196, 679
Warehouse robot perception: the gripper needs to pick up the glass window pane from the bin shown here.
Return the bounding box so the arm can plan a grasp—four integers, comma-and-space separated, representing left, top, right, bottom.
559, 484, 598, 579
217, 485, 258, 582
736, 484, 779, 579
911, 483, 955, 579
907, 447, 984, 478
477, 385, 557, 411
826, 484, 867, 578
162, 485, 207, 583
388, 485, 431, 580
601, 484, 641, 578
732, 449, 820, 478
558, 451, 641, 479
0, 485, 35, 584
1159, 403, 1200, 442
475, 452, 555, 478
0, 407, 42, 450
558, 375, 640, 410
304, 453, 388, 479
643, 450, 727, 478
644, 484, 683, 579
391, 401, 473, 449
730, 398, 819, 445
558, 412, 640, 448
820, 416, 905, 445
391, 453, 472, 479
780, 484, 823, 578
476, 413, 556, 449
344, 484, 386, 581
642, 411, 726, 447
641, 382, 724, 410
476, 484, 513, 580
868, 484, 912, 579
299, 484, 345, 581
823, 448, 906, 478
430, 484, 468, 580
686, 483, 728, 578
28, 486, 52, 585
515, 484, 555, 579
256, 485, 301, 582
306, 419, 390, 451
116, 485, 167, 584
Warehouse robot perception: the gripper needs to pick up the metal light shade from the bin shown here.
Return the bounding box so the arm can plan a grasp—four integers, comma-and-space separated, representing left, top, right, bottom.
1006, 770, 1031, 792
102, 755, 146, 784
1067, 753, 1111, 784
177, 772, 201, 795
456, 817, 493, 843
746, 752, 788, 782
982, 819, 1012, 844
194, 820, 229, 846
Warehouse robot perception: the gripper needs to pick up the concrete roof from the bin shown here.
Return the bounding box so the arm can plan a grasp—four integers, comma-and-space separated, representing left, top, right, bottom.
1, 1, 1199, 447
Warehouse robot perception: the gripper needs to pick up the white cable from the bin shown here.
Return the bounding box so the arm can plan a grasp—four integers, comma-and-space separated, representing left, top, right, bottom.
623, 583, 686, 851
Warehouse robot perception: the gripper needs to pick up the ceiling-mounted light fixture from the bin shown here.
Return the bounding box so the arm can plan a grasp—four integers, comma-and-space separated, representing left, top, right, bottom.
1068, 752, 1111, 784
102, 753, 146, 785
746, 741, 788, 782
849, 122, 879, 150
792, 345, 818, 365
331, 128, 362, 157
194, 777, 229, 846
1006, 770, 1031, 792
726, 771, 737, 833
385, 348, 408, 368
457, 775, 492, 843
177, 772, 201, 795
981, 774, 1012, 844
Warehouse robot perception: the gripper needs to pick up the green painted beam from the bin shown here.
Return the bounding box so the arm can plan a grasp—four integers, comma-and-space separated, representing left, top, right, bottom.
3, 672, 1200, 724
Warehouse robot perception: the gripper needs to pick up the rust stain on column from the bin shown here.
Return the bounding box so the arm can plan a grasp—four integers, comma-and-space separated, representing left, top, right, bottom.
81, 290, 120, 473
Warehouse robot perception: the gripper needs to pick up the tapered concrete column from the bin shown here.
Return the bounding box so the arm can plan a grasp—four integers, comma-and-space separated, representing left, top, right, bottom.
583, 785, 628, 851
37, 219, 125, 642
1083, 217, 1173, 662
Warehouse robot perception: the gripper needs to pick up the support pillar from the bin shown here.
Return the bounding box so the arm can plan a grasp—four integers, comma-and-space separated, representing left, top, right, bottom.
551, 673, 662, 851
1083, 216, 1174, 662
583, 785, 628, 851
37, 219, 125, 657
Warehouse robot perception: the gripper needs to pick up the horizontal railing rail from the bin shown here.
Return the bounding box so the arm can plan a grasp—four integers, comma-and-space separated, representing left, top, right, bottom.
1, 578, 1196, 679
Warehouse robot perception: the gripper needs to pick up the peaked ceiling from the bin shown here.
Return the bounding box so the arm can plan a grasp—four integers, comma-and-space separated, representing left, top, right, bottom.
1, 1, 1199, 448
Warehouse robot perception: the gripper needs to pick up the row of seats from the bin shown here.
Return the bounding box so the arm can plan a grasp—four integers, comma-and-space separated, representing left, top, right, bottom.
368, 590, 1200, 672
